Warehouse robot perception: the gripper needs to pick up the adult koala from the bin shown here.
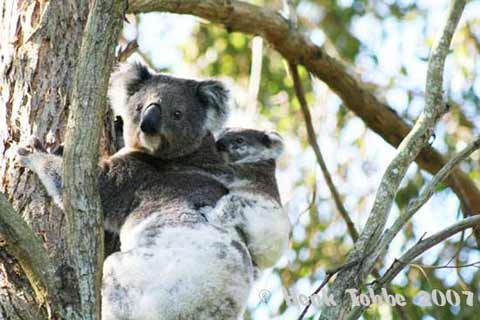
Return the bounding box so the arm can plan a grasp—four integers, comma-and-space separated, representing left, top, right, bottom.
16, 63, 254, 320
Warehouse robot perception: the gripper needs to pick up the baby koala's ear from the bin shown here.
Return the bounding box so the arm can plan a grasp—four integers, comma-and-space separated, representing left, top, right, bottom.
108, 63, 152, 117
262, 131, 284, 159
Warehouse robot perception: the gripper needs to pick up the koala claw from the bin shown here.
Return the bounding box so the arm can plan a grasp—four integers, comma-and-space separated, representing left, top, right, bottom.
15, 136, 46, 168
15, 147, 34, 169
27, 136, 46, 152
16, 136, 44, 153
16, 147, 31, 157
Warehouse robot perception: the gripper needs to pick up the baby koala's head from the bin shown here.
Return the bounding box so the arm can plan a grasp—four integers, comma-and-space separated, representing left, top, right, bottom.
216, 128, 284, 164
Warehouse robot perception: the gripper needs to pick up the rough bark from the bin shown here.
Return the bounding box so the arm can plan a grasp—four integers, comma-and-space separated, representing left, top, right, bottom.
0, 193, 59, 313
127, 0, 480, 241
1, 1, 86, 318
0, 0, 121, 318
62, 0, 126, 319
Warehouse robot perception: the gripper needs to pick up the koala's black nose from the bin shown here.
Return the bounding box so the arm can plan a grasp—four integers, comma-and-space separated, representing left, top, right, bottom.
216, 140, 227, 152
140, 103, 161, 134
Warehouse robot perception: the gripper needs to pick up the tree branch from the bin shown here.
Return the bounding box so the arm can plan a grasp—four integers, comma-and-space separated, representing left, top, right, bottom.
246, 36, 263, 119
346, 136, 480, 319
383, 214, 480, 289
127, 1, 480, 240
118, 40, 139, 62
320, 1, 466, 318
347, 215, 480, 320
297, 260, 361, 320
290, 62, 410, 318
62, 0, 127, 318
0, 193, 59, 315
379, 136, 480, 258
288, 64, 359, 241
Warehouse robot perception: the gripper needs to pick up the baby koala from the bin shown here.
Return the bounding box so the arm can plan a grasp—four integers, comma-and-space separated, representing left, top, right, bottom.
206, 128, 290, 270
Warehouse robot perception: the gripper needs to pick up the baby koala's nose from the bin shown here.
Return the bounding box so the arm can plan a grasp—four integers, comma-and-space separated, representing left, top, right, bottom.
216, 140, 228, 152
140, 103, 161, 134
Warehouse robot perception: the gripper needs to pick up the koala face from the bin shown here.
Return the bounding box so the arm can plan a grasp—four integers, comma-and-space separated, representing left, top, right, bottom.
109, 63, 229, 159
216, 128, 284, 163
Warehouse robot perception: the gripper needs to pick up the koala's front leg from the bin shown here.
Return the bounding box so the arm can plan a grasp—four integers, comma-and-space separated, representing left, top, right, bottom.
15, 137, 64, 209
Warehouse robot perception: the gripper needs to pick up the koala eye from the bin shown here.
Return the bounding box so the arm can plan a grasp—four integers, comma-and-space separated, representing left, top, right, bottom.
235, 137, 244, 144
136, 104, 143, 112
172, 110, 183, 120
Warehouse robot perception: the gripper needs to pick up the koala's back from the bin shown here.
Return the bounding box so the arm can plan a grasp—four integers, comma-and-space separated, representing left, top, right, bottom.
100, 151, 253, 320
99, 151, 228, 233
233, 160, 281, 202
204, 159, 281, 204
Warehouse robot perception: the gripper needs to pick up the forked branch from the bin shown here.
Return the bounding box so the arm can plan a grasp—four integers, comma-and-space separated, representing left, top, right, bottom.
320, 1, 467, 318
0, 193, 59, 315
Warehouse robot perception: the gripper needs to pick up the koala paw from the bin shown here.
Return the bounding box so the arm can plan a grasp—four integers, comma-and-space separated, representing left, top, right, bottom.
15, 148, 32, 168
15, 136, 46, 169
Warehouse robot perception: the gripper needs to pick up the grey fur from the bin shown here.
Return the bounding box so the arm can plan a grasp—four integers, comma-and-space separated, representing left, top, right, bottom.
16, 137, 64, 209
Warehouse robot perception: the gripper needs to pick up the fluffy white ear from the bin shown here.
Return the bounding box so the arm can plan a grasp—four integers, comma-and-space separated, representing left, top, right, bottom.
262, 131, 284, 160
108, 63, 152, 117
197, 80, 230, 134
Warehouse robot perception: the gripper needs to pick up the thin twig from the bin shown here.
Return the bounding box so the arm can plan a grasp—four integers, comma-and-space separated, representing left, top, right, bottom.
407, 260, 480, 270
445, 229, 467, 267
455, 231, 472, 291
380, 215, 480, 286
378, 136, 480, 260
282, 4, 361, 316
283, 0, 358, 241
246, 36, 263, 119
347, 215, 480, 320
296, 181, 317, 222
288, 63, 359, 241
297, 259, 360, 320
409, 139, 480, 215
118, 40, 139, 62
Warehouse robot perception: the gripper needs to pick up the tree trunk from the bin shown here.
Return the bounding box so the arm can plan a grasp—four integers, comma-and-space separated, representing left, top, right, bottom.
0, 1, 119, 318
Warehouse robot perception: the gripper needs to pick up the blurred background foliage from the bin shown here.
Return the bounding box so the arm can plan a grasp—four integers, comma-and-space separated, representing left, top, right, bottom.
120, 0, 480, 319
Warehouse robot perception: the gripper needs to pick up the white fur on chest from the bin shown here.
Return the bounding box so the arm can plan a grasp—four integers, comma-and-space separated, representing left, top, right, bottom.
205, 191, 290, 269
102, 224, 253, 320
